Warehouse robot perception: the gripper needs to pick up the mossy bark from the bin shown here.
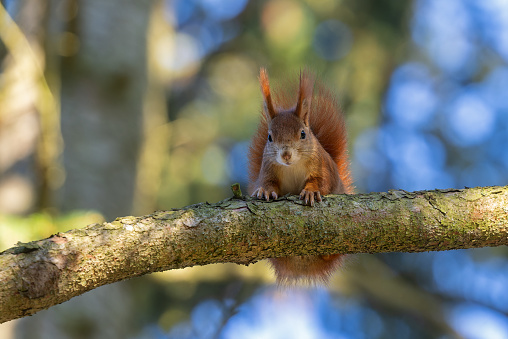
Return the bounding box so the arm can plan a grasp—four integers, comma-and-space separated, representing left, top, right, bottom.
2, 186, 508, 323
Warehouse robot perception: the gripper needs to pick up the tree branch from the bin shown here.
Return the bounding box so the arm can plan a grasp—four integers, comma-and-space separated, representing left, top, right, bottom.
2, 186, 508, 323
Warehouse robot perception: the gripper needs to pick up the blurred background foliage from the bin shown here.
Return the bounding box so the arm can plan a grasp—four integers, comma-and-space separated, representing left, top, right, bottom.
1, 0, 508, 338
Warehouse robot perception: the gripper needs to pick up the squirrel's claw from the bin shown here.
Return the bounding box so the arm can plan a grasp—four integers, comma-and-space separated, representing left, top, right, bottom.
300, 190, 322, 206
252, 187, 278, 201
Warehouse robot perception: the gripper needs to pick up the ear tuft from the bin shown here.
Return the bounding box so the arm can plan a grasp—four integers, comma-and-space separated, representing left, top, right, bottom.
259, 68, 277, 120
295, 69, 315, 126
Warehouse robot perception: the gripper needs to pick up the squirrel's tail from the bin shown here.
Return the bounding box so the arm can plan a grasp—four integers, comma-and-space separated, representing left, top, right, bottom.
310, 79, 354, 194
269, 254, 346, 285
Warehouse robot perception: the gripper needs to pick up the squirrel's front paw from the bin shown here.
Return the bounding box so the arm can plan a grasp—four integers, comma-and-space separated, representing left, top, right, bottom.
252, 187, 278, 201
299, 189, 322, 206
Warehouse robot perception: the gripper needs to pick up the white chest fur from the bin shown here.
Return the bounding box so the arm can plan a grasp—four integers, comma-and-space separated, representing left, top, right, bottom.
278, 162, 309, 195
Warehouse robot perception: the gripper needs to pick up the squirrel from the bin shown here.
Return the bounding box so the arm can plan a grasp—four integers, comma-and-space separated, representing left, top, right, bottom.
248, 68, 353, 284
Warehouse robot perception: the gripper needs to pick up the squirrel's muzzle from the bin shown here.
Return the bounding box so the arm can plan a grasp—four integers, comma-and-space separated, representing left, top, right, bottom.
281, 150, 292, 162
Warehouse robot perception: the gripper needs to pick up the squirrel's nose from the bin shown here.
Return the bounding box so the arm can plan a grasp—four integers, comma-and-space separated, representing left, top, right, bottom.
281, 151, 292, 161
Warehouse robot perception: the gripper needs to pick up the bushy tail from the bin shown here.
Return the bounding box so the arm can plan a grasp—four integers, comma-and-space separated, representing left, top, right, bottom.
269, 254, 346, 285
310, 80, 354, 194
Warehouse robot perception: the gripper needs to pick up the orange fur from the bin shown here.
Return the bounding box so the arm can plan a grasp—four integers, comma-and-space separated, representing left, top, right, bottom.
248, 68, 353, 285
248, 69, 353, 195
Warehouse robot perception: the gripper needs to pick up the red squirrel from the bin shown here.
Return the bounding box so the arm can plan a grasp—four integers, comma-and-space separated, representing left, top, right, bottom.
248, 68, 353, 284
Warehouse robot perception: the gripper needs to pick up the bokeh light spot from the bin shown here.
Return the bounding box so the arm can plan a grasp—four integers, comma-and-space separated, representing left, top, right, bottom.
262, 0, 307, 47
199, 0, 248, 21
450, 304, 508, 339
169, 33, 201, 72
191, 299, 224, 338
201, 144, 227, 185
445, 90, 496, 147
412, 0, 475, 76
165, 0, 197, 27
385, 63, 437, 129
227, 141, 249, 183
313, 20, 352, 61
208, 55, 256, 98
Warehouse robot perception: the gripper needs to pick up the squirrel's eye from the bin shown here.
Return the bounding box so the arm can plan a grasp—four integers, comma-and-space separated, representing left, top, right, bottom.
268, 133, 273, 142
300, 130, 306, 140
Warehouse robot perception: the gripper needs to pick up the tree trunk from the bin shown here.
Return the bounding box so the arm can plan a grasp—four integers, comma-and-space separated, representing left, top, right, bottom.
56, 0, 152, 219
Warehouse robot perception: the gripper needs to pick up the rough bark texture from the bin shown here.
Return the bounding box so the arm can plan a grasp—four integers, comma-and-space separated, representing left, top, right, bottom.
2, 185, 508, 323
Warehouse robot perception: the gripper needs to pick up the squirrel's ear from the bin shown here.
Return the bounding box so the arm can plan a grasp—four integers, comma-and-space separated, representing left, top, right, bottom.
259, 68, 277, 121
295, 69, 315, 127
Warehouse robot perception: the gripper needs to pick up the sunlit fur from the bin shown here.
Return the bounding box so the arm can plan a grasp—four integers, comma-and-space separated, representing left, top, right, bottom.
248, 70, 353, 196
248, 68, 354, 285
270, 254, 345, 285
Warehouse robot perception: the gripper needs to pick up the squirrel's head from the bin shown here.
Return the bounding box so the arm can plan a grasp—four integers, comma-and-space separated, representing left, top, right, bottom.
267, 111, 312, 166
259, 68, 315, 166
